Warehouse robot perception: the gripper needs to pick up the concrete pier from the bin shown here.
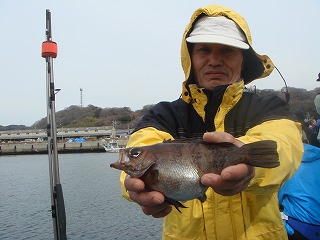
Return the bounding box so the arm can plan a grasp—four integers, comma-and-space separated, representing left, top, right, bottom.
0, 139, 128, 155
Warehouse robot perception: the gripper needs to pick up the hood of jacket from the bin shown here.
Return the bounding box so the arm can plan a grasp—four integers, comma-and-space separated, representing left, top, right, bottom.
181, 4, 274, 103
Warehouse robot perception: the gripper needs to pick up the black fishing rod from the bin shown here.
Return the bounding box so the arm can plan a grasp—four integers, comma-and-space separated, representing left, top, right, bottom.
41, 9, 67, 240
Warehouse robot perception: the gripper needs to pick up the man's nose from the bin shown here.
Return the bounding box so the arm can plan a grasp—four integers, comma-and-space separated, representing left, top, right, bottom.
208, 52, 222, 66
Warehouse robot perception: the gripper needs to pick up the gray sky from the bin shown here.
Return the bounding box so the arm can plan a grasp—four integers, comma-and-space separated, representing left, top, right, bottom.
1, 0, 319, 126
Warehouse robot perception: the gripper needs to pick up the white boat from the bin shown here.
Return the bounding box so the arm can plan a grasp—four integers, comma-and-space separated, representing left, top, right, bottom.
103, 121, 121, 153
103, 140, 121, 153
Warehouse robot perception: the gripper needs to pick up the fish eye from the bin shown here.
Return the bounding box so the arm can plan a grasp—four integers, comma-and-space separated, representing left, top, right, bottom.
129, 148, 141, 158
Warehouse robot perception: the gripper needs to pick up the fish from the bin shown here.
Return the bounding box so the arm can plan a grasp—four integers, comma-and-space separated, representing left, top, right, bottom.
110, 139, 279, 212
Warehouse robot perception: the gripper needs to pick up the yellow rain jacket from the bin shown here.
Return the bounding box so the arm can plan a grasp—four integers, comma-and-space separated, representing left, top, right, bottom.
120, 4, 303, 240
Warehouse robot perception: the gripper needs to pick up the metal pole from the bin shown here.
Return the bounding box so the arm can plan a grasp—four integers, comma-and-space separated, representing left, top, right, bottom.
43, 9, 67, 240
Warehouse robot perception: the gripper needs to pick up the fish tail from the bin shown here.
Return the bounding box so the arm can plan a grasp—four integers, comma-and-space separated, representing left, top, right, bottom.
240, 140, 280, 168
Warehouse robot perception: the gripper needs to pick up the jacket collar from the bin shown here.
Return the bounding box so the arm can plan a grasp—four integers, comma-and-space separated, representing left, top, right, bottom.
182, 80, 244, 121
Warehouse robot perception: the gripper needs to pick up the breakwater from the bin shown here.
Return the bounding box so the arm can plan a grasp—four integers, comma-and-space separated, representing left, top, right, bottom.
0, 139, 128, 155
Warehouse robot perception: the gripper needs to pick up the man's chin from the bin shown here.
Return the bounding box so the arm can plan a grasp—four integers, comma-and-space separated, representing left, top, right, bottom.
204, 79, 228, 90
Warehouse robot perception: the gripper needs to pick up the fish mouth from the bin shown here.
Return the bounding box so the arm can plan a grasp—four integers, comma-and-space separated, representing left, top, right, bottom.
111, 150, 155, 178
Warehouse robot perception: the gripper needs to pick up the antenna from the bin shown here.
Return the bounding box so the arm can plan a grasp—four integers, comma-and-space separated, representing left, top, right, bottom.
80, 88, 83, 108
274, 66, 290, 103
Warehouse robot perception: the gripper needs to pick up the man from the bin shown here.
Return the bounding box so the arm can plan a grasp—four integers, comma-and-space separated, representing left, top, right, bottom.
120, 4, 303, 240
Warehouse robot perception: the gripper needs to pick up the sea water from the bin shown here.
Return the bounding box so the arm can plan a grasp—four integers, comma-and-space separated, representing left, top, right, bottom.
0, 153, 162, 240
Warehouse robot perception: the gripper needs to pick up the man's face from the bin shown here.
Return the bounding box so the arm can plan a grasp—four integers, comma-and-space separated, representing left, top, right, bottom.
191, 43, 244, 90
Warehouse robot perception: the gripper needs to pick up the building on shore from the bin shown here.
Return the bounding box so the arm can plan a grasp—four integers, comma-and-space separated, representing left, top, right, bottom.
0, 126, 131, 142
0, 126, 131, 155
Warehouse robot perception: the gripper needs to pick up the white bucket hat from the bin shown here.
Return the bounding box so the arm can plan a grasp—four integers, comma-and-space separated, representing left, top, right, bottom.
186, 16, 249, 49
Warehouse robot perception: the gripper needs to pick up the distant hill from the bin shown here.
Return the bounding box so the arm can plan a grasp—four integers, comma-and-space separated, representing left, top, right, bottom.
0, 125, 29, 131
1, 87, 320, 131
30, 104, 155, 130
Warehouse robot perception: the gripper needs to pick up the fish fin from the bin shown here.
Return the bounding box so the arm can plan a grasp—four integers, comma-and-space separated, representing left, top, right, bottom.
164, 197, 187, 213
162, 138, 203, 144
241, 140, 280, 168
197, 194, 207, 203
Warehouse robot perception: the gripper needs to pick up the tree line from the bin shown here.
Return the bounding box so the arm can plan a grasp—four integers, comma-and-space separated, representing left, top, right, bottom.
1, 87, 319, 131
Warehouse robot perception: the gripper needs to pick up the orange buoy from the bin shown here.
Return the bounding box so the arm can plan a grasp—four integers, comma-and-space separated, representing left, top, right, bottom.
41, 41, 57, 58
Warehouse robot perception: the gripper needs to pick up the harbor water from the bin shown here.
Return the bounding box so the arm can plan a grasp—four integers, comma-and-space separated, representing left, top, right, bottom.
0, 153, 163, 240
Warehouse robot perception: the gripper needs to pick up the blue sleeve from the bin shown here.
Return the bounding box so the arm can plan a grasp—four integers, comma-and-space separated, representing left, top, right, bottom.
278, 144, 320, 225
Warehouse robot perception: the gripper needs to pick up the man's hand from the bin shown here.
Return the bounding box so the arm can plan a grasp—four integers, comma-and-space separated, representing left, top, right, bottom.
124, 177, 172, 218
201, 132, 255, 196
